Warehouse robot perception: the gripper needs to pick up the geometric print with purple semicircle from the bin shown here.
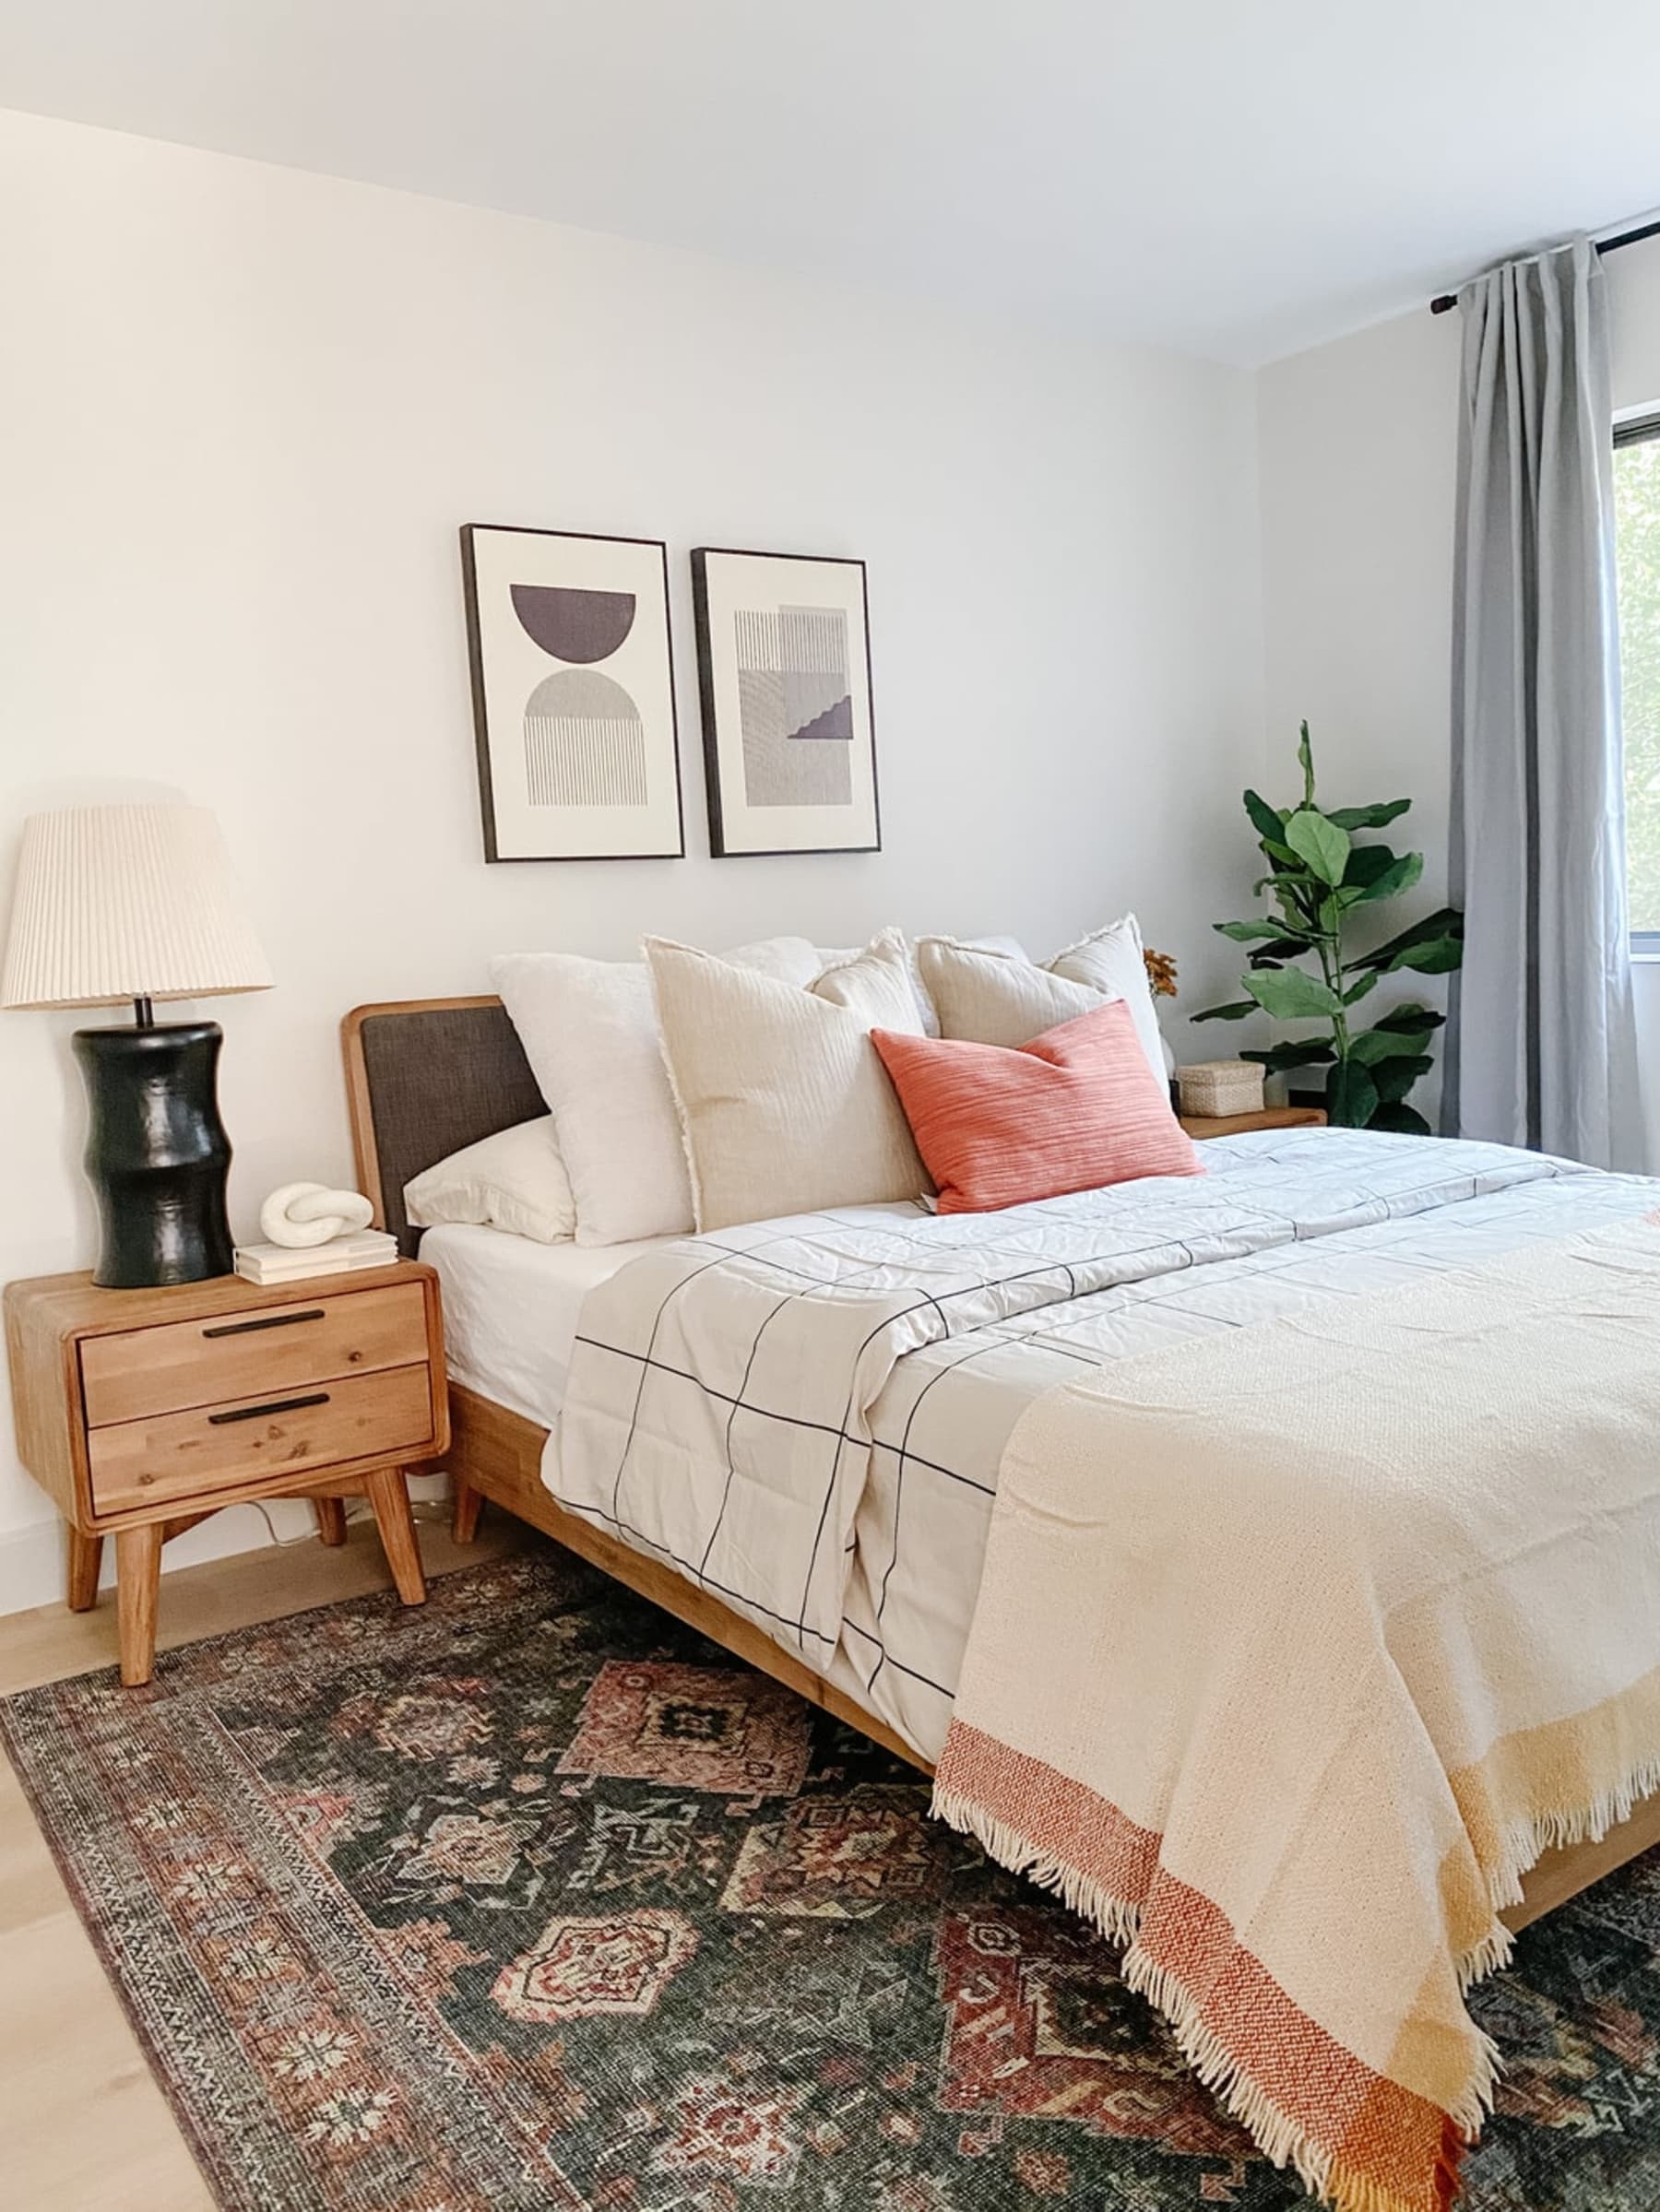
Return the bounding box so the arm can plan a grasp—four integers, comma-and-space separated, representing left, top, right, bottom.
511, 583, 647, 810
734, 604, 853, 808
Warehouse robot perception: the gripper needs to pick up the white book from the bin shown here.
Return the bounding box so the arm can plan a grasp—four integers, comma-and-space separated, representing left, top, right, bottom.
234, 1253, 396, 1285
236, 1229, 396, 1266
234, 1231, 397, 1284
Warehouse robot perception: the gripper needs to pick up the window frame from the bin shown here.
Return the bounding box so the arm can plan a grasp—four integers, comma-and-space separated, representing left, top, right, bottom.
1616, 408, 1660, 957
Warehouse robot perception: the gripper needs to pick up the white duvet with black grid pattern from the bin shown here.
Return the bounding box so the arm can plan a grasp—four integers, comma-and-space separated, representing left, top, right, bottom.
547, 1128, 1660, 1763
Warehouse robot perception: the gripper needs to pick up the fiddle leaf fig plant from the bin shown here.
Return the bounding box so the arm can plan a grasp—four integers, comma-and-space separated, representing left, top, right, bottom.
1192, 723, 1464, 1132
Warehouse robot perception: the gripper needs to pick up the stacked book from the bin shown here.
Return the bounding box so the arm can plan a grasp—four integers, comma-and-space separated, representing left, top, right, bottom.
234, 1228, 398, 1285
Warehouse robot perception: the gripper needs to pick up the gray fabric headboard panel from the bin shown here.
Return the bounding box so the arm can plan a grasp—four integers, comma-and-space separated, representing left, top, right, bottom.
349, 1000, 547, 1257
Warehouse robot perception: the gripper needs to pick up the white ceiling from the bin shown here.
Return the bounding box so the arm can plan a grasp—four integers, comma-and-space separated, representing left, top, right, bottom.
4, 0, 1659, 364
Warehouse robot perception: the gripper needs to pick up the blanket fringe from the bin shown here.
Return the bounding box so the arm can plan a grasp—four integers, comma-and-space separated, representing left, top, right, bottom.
1478, 1748, 1660, 1918
932, 1781, 1497, 2212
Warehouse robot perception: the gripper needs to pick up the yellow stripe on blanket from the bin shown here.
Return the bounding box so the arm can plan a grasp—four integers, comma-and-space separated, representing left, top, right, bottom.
933, 1216, 1660, 2212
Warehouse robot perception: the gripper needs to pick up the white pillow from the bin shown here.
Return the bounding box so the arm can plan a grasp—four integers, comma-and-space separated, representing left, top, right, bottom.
917, 917, 1167, 1085
404, 1115, 575, 1244
646, 929, 928, 1232
492, 937, 822, 1246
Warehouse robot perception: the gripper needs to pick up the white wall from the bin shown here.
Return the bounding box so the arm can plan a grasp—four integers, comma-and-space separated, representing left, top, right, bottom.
0, 108, 1264, 1611
1258, 233, 1660, 1139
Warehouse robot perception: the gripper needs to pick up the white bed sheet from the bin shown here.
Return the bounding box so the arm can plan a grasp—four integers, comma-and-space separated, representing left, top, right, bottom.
419, 1224, 666, 1428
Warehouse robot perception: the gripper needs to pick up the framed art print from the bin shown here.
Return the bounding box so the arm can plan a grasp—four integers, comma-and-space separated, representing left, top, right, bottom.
691, 549, 879, 856
460, 525, 684, 860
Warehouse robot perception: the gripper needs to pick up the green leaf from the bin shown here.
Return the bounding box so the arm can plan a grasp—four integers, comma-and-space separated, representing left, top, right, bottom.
1239, 1039, 1338, 1073
1325, 798, 1411, 832
1343, 969, 1379, 1005
1298, 720, 1316, 806
1242, 967, 1343, 1020
1243, 788, 1288, 847
1369, 1002, 1446, 1035
1246, 938, 1314, 965
1284, 808, 1351, 887
1341, 843, 1402, 890
1215, 918, 1297, 942
1390, 935, 1464, 975
1348, 1024, 1430, 1066
1346, 851, 1424, 905
1371, 1054, 1434, 1104
1354, 906, 1464, 972
1326, 1059, 1379, 1127
1368, 1101, 1433, 1136
1191, 1000, 1256, 1023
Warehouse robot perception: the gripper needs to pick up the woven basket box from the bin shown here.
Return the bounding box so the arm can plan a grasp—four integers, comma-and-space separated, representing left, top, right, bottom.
1175, 1059, 1265, 1118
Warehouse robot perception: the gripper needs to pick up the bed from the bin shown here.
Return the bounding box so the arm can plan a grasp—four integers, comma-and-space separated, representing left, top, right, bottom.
343, 993, 1660, 2212
343, 993, 1660, 1922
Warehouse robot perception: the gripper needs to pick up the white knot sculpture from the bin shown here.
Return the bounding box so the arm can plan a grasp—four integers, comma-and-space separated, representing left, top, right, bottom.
258, 1182, 375, 1249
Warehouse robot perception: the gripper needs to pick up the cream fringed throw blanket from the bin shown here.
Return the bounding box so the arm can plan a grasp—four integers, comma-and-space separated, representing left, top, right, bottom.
933, 1219, 1660, 2212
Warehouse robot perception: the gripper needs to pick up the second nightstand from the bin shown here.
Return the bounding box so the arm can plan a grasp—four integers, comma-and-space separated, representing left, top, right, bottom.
4, 1260, 449, 1686
1178, 1105, 1328, 1140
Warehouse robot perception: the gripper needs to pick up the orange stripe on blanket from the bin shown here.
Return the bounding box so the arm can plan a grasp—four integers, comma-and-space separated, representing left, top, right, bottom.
934, 1719, 1161, 1899
935, 1721, 1464, 2212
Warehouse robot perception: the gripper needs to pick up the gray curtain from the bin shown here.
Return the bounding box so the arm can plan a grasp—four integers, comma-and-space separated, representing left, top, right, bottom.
1445, 236, 1641, 1168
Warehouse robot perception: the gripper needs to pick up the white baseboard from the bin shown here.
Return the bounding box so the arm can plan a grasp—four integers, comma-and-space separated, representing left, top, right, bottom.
0, 1471, 451, 1619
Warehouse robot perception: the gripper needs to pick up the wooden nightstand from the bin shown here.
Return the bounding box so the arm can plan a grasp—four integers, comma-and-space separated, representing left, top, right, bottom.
4, 1261, 449, 1686
1179, 1105, 1328, 1140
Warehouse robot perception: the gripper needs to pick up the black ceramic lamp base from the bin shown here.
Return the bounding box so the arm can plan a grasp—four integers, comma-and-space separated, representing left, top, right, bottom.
72, 1020, 235, 1288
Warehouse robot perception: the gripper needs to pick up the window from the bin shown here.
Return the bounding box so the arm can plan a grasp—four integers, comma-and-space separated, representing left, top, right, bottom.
1617, 411, 1660, 949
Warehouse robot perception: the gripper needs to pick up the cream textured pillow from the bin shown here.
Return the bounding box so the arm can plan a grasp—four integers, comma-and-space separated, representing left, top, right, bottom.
917, 940, 1100, 1050
646, 930, 929, 1232
404, 1116, 575, 1244
812, 932, 931, 1026
918, 918, 1168, 1083
492, 937, 823, 1246
816, 934, 1028, 1035
1048, 917, 1168, 1082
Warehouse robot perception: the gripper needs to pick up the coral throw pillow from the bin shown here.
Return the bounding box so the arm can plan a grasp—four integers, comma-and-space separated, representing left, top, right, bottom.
872, 1000, 1202, 1213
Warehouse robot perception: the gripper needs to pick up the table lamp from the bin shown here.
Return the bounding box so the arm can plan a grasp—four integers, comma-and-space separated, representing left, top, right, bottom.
3, 804, 273, 1287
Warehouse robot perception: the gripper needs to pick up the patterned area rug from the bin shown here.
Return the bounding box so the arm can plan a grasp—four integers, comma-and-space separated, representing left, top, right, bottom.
6, 1548, 1660, 2211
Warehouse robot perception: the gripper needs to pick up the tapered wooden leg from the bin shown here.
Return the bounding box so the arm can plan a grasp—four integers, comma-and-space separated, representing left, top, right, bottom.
451, 1476, 484, 1545
364, 1469, 426, 1606
66, 1526, 103, 1614
313, 1497, 349, 1547
115, 1524, 163, 1687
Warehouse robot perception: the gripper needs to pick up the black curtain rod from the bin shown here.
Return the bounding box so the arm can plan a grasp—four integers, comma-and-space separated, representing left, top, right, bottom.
1429, 217, 1660, 313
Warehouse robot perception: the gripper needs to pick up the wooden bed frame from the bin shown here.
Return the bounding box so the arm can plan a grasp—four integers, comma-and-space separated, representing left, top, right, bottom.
341, 996, 1660, 1930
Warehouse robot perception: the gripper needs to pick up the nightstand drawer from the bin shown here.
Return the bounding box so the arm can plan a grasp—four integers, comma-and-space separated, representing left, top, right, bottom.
88, 1362, 438, 1516
79, 1283, 430, 1427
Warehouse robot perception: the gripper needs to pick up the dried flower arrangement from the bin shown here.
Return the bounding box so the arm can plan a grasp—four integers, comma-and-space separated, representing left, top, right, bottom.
1143, 946, 1179, 1000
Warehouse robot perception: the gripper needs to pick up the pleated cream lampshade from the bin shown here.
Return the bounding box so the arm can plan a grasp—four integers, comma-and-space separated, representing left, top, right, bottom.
2, 803, 272, 1011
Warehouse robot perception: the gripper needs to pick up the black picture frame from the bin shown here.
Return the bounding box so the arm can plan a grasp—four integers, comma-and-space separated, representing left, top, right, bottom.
460, 523, 685, 863
692, 547, 880, 858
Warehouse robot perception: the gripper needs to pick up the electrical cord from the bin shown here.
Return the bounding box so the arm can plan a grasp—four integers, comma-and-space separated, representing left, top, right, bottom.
244, 1494, 456, 1548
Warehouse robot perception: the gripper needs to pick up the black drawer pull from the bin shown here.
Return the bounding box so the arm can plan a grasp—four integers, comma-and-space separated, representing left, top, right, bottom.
208, 1391, 330, 1425
203, 1308, 326, 1340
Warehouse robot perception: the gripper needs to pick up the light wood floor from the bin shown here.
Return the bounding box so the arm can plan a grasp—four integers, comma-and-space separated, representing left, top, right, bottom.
0, 1510, 528, 2211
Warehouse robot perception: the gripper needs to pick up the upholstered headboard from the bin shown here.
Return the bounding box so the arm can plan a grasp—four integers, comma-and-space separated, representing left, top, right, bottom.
341, 998, 547, 1256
